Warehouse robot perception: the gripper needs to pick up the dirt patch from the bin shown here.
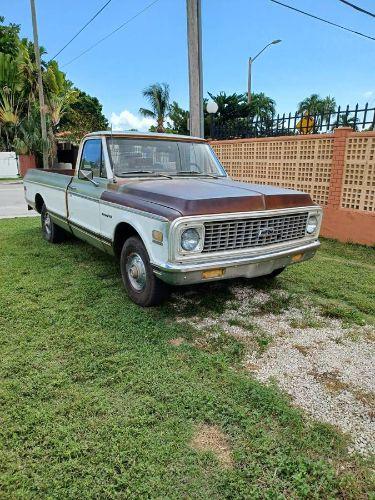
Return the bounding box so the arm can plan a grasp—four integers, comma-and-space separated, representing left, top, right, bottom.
190, 424, 233, 469
169, 337, 184, 347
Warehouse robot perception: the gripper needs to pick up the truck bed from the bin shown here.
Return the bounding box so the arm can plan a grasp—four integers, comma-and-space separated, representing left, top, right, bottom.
24, 168, 74, 220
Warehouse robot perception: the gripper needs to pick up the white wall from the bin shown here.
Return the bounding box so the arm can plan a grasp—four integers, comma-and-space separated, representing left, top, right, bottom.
0, 152, 19, 178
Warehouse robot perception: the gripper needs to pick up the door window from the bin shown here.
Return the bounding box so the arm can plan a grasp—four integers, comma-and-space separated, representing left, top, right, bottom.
80, 139, 106, 178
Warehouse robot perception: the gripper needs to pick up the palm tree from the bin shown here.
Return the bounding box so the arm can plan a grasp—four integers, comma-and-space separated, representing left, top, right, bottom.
249, 92, 276, 122
13, 104, 50, 156
139, 83, 170, 133
0, 52, 25, 149
298, 94, 336, 117
297, 94, 336, 131
43, 61, 78, 130
297, 94, 323, 115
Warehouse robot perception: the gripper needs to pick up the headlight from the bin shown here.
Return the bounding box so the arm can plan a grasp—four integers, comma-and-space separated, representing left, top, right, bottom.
181, 228, 201, 251
306, 214, 318, 234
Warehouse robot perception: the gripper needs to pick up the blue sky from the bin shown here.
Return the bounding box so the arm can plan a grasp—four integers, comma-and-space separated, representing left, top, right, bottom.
5, 0, 375, 130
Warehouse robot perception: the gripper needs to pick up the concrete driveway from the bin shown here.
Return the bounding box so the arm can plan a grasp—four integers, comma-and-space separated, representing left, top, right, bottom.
0, 182, 38, 219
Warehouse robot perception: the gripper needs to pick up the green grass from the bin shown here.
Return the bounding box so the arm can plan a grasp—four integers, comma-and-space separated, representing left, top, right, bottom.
251, 238, 375, 326
0, 218, 374, 498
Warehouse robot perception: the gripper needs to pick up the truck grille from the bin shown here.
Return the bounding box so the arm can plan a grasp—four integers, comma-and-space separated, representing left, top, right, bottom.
203, 212, 309, 253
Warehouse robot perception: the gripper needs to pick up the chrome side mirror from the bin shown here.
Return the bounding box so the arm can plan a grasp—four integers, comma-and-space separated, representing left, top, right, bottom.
78, 169, 99, 186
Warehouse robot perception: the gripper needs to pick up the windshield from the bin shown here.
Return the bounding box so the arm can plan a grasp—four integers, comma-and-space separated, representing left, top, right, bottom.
106, 138, 226, 178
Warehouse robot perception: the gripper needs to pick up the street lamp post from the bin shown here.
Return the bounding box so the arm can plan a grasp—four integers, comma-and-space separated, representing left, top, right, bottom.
206, 100, 218, 138
248, 39, 281, 104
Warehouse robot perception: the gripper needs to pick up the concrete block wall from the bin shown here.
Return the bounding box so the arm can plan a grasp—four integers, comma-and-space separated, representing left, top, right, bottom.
211, 128, 375, 245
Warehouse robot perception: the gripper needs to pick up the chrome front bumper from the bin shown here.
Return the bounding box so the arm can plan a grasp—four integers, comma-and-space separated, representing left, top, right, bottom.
153, 240, 320, 286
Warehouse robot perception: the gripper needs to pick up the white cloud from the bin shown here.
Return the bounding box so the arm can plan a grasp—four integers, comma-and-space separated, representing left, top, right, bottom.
110, 109, 155, 132
363, 91, 373, 98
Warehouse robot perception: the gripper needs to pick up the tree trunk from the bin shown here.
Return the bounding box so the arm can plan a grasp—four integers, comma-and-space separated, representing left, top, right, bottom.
156, 116, 165, 133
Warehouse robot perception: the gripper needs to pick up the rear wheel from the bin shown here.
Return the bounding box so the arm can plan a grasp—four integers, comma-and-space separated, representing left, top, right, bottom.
41, 204, 66, 243
120, 236, 169, 307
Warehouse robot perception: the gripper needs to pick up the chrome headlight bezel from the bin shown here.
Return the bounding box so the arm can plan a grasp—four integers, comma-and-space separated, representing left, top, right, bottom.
177, 223, 204, 254
306, 214, 319, 234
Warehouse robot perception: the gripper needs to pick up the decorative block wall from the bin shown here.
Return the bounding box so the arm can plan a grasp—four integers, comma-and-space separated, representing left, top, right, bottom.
211, 137, 333, 206
342, 135, 375, 212
210, 129, 375, 245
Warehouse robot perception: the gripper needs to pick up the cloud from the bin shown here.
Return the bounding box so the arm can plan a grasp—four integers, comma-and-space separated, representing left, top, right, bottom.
110, 110, 155, 132
363, 91, 373, 98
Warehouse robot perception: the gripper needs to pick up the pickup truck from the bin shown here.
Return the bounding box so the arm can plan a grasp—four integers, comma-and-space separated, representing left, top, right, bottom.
24, 131, 322, 306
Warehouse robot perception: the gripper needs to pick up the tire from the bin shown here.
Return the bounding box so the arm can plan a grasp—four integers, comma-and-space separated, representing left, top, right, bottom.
120, 236, 169, 307
41, 204, 66, 243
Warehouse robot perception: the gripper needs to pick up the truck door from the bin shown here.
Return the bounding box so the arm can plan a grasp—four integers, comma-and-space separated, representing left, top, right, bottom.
67, 138, 107, 250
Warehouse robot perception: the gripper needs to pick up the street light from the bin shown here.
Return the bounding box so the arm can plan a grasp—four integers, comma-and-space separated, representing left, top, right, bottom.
248, 39, 281, 104
206, 100, 218, 138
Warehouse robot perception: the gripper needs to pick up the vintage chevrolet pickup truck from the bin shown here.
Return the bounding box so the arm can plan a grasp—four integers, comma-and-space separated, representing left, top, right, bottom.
24, 131, 322, 306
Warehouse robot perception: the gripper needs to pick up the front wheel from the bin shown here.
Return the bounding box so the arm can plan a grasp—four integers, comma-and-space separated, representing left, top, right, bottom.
120, 236, 169, 307
41, 204, 66, 243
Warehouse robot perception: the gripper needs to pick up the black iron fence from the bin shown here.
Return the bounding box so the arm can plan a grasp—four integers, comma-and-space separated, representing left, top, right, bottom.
210, 103, 375, 140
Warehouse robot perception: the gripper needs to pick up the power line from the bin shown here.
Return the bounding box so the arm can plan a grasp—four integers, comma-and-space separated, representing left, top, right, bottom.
62, 0, 161, 67
269, 0, 375, 41
51, 0, 113, 60
337, 0, 375, 18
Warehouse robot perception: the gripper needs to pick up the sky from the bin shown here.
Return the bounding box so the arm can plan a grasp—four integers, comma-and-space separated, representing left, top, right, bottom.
4, 0, 375, 131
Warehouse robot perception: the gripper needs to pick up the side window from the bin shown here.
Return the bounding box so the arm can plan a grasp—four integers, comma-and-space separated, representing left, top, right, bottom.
80, 139, 106, 178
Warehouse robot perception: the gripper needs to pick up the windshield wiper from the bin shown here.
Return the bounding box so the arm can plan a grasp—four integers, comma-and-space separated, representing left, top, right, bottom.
176, 171, 219, 179
119, 170, 172, 179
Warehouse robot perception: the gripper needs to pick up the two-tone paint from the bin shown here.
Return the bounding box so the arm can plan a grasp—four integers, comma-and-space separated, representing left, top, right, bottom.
24, 131, 322, 286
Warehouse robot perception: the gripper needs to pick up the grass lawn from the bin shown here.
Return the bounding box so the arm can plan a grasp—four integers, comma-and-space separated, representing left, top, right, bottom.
0, 217, 374, 498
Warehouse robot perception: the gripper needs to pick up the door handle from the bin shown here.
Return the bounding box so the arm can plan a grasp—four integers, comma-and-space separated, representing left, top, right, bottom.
69, 186, 77, 190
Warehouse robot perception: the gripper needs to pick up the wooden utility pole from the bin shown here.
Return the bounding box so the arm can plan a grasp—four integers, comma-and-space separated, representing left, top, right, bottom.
30, 0, 48, 169
186, 0, 204, 138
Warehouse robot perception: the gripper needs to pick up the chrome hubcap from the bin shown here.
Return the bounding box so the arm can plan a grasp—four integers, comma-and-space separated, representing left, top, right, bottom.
44, 212, 52, 236
126, 252, 146, 291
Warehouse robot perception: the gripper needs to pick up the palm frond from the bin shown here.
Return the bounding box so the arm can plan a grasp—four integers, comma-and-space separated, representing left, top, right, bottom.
139, 107, 156, 118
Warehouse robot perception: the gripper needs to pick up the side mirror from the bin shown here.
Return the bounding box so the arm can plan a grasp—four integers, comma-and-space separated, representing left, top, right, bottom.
78, 169, 99, 186
79, 169, 93, 181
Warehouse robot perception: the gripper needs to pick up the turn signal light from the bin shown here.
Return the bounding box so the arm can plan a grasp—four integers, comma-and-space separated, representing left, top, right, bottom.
152, 230, 163, 244
292, 253, 304, 262
202, 268, 225, 280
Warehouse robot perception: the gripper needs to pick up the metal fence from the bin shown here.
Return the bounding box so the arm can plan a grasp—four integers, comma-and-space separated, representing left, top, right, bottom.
210, 103, 375, 140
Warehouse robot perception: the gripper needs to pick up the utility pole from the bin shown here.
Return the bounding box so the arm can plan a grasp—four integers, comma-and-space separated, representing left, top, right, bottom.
186, 0, 204, 138
30, 0, 48, 169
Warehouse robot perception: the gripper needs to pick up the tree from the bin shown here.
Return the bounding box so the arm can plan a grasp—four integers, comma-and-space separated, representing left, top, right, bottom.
0, 17, 20, 58
14, 105, 52, 158
0, 16, 109, 153
0, 51, 24, 150
59, 89, 109, 142
204, 91, 276, 136
249, 92, 275, 122
167, 101, 189, 135
139, 83, 170, 133
297, 94, 336, 118
44, 60, 78, 130
297, 94, 337, 132
207, 91, 250, 123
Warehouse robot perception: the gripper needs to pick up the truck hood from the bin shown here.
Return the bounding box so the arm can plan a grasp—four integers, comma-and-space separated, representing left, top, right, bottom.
101, 177, 314, 220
